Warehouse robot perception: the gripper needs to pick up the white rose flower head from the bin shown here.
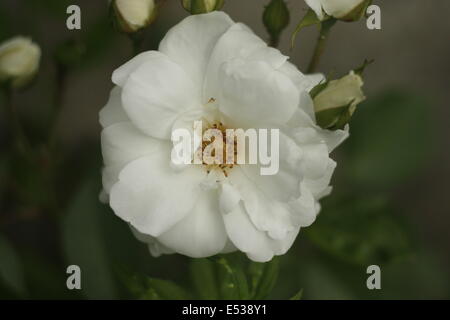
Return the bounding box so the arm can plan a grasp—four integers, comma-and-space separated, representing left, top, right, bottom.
305, 0, 370, 21
0, 36, 41, 88
99, 12, 348, 262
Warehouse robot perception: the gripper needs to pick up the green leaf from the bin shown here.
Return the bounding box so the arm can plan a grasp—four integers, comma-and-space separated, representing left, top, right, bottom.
0, 234, 26, 297
145, 278, 190, 300
249, 257, 279, 299
122, 272, 190, 300
291, 9, 321, 49
306, 195, 412, 266
214, 255, 249, 300
289, 289, 303, 300
190, 258, 219, 300
61, 180, 117, 299
342, 90, 433, 190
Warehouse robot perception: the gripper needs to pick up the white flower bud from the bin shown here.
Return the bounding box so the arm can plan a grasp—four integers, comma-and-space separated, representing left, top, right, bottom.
313, 71, 365, 129
112, 0, 157, 33
0, 36, 41, 88
305, 0, 371, 21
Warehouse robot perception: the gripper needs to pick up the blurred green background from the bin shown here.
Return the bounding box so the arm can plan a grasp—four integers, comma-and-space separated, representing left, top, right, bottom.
0, 0, 449, 299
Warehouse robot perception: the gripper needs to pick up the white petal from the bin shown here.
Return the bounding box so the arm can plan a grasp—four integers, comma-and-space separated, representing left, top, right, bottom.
223, 203, 275, 262
109, 149, 206, 237
303, 159, 337, 199
99, 86, 129, 128
101, 122, 163, 167
129, 225, 175, 257
279, 62, 324, 120
204, 23, 287, 101
289, 184, 321, 227
305, 0, 325, 20
101, 122, 164, 193
219, 183, 241, 214
299, 142, 330, 180
219, 59, 299, 128
227, 168, 296, 240
121, 53, 200, 139
159, 11, 234, 98
112, 51, 163, 87
157, 190, 228, 258
223, 202, 300, 262
321, 0, 364, 18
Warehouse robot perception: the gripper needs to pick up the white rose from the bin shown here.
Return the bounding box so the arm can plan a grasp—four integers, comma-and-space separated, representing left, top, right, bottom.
0, 36, 41, 88
99, 12, 348, 262
305, 0, 368, 20
112, 0, 156, 33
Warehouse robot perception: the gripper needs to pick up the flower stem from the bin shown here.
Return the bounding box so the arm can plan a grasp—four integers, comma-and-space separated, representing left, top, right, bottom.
307, 19, 336, 74
47, 63, 67, 150
269, 34, 280, 48
129, 33, 144, 56
3, 88, 32, 156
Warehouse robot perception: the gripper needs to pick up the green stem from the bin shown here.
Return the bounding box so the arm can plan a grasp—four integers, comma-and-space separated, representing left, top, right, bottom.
307, 19, 336, 74
3, 88, 32, 156
47, 63, 67, 150
129, 33, 144, 56
269, 34, 280, 48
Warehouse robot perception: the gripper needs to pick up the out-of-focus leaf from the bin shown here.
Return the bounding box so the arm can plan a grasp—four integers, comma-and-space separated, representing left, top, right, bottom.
123, 272, 190, 300
24, 0, 73, 18
61, 180, 117, 299
0, 6, 11, 41
0, 157, 7, 206
301, 260, 354, 300
342, 90, 433, 190
190, 258, 219, 300
77, 16, 116, 68
214, 255, 249, 300
21, 251, 78, 299
0, 234, 26, 297
306, 195, 412, 266
289, 288, 303, 300
248, 257, 279, 299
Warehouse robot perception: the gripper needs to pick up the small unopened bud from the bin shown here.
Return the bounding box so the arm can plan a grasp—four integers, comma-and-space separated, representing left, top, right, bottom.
313, 71, 365, 130
181, 0, 224, 14
111, 0, 157, 33
263, 0, 290, 46
0, 36, 41, 88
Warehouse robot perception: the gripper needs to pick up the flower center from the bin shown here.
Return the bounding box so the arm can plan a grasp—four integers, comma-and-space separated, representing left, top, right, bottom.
197, 121, 238, 177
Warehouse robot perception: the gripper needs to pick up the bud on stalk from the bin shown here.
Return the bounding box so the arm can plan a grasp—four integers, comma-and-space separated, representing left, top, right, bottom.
111, 0, 157, 33
263, 0, 290, 47
313, 71, 365, 130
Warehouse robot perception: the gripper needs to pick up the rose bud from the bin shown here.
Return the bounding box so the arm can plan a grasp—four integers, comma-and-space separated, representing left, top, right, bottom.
0, 36, 41, 88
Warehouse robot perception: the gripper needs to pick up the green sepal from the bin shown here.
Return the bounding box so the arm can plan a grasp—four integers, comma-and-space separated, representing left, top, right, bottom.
315, 100, 354, 130
291, 8, 322, 49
